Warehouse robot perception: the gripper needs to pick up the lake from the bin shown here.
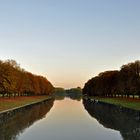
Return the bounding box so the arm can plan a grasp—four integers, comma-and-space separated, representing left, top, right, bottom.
0, 97, 140, 140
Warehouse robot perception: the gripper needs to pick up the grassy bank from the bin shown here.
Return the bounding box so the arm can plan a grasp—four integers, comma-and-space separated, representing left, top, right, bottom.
0, 96, 51, 112
89, 97, 140, 110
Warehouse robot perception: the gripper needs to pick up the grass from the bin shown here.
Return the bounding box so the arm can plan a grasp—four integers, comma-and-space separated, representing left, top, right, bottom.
0, 96, 51, 112
90, 97, 140, 110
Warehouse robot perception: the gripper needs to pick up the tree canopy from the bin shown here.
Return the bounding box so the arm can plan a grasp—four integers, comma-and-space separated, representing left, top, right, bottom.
0, 59, 54, 97
83, 60, 140, 98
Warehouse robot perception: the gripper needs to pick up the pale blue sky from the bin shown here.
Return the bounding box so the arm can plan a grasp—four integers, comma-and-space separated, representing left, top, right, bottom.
0, 0, 140, 88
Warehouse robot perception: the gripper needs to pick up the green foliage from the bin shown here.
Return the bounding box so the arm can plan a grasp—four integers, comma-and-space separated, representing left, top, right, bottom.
54, 88, 66, 100
54, 87, 82, 101
65, 87, 82, 101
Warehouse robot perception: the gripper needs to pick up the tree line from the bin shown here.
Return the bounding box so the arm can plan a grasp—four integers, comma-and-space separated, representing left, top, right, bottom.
54, 87, 82, 101
83, 60, 140, 98
0, 59, 54, 97
65, 87, 82, 101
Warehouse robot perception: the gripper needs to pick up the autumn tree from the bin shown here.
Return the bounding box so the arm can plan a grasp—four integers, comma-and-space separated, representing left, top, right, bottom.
83, 60, 140, 98
0, 59, 54, 97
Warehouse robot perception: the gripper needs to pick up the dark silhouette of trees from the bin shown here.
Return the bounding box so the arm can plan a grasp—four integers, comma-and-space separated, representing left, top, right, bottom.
0, 59, 54, 97
65, 87, 82, 101
83, 99, 140, 140
54, 87, 82, 101
0, 99, 54, 140
83, 60, 140, 98
54, 88, 66, 100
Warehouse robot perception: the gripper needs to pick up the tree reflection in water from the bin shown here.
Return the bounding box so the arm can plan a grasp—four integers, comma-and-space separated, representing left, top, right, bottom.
0, 100, 54, 140
83, 99, 140, 140
55, 92, 82, 101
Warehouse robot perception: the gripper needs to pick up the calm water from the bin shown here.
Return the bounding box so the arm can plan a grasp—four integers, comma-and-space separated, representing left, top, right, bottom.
0, 97, 140, 140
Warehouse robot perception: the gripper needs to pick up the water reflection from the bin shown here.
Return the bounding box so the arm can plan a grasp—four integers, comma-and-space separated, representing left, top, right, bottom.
54, 93, 65, 100
2, 98, 123, 140
66, 92, 82, 101
83, 99, 140, 140
55, 92, 82, 101
18, 98, 122, 140
0, 99, 54, 140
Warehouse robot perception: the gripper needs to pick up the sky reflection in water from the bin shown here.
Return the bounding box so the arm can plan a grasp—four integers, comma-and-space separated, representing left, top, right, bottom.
17, 98, 122, 140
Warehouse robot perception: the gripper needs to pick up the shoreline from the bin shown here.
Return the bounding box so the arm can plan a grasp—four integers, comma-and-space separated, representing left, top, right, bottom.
0, 96, 54, 119
83, 96, 140, 112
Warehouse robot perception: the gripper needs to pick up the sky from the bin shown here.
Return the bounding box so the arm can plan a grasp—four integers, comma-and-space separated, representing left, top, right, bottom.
0, 0, 140, 88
